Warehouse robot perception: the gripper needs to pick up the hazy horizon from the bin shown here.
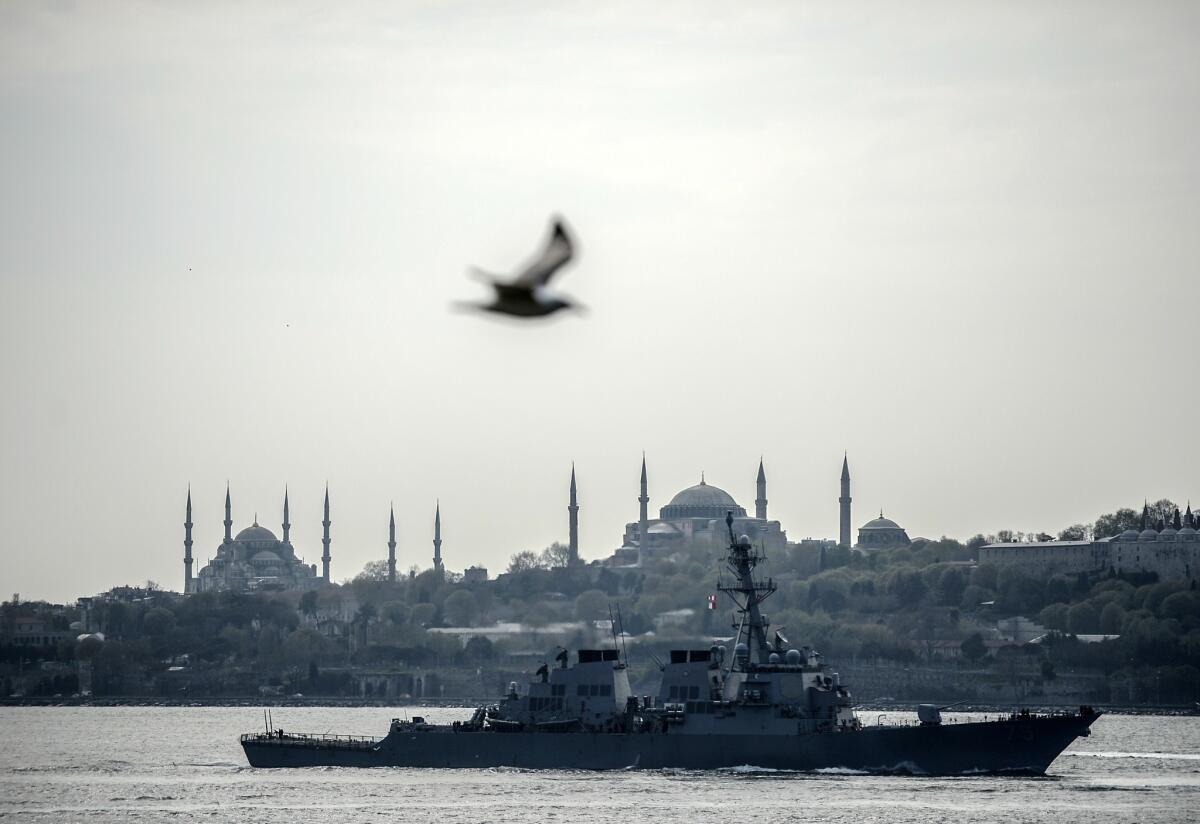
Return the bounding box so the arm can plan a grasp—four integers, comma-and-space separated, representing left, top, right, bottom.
2, 1, 1197, 603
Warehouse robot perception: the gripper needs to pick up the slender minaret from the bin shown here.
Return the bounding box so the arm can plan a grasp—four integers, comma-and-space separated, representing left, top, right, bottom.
839, 454, 852, 549
568, 464, 580, 565
638, 453, 649, 552
183, 486, 194, 593
321, 484, 331, 582
432, 501, 444, 579
281, 487, 291, 545
223, 483, 233, 544
387, 504, 397, 583
755, 458, 768, 520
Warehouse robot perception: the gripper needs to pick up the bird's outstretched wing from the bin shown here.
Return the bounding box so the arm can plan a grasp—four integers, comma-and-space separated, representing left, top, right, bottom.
512, 219, 574, 288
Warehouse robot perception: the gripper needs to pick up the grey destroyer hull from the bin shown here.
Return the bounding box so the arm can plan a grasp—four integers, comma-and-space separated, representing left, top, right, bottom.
242, 711, 1098, 775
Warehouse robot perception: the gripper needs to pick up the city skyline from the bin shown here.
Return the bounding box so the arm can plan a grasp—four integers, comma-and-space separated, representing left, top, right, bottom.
3, 2, 1197, 601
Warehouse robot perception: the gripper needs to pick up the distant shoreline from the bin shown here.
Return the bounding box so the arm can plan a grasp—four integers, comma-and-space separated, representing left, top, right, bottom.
1, 697, 1195, 716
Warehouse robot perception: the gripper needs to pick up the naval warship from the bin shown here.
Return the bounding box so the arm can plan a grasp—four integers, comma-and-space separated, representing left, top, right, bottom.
242, 513, 1100, 773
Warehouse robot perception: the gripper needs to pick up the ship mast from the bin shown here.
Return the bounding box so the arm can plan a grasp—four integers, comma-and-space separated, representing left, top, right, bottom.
717, 511, 776, 666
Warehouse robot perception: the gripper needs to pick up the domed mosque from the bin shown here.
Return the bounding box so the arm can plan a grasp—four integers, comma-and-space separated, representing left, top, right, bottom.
610, 458, 790, 563
185, 485, 328, 594
855, 511, 912, 550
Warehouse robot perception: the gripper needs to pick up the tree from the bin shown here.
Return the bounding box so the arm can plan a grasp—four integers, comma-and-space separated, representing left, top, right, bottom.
961, 632, 987, 662
1094, 508, 1140, 539
1058, 524, 1089, 541
1039, 603, 1069, 631
507, 550, 545, 574
1160, 591, 1200, 622
298, 590, 320, 617
1044, 576, 1071, 605
356, 602, 378, 625
410, 603, 436, 627
886, 570, 927, 606
281, 628, 332, 668
142, 607, 176, 637
1099, 602, 1125, 634
381, 601, 410, 625
355, 560, 390, 582
970, 564, 998, 591
539, 542, 573, 569
443, 590, 480, 626
574, 589, 610, 622
1067, 602, 1099, 634
936, 567, 966, 607
1149, 499, 1178, 526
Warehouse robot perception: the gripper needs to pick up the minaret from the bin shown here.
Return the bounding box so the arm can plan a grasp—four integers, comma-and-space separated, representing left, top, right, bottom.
432, 501, 444, 579
387, 504, 397, 583
223, 483, 233, 544
568, 464, 580, 565
839, 454, 852, 549
184, 486, 194, 593
755, 458, 768, 520
281, 487, 291, 545
638, 453, 649, 553
321, 484, 331, 583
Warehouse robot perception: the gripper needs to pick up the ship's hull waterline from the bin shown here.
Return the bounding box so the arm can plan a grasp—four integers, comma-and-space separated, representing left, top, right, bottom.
242, 712, 1098, 775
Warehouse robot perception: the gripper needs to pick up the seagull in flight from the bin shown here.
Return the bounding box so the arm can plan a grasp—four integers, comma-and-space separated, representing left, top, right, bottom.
460, 217, 581, 318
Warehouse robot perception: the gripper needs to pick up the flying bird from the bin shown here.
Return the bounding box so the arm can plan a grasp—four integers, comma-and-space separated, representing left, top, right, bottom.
459, 218, 581, 318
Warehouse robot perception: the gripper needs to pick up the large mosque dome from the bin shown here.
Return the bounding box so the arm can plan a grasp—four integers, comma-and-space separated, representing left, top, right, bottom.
235, 524, 279, 544
660, 479, 747, 520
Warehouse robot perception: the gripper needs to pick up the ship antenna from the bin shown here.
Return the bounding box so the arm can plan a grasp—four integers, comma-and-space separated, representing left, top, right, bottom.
616, 604, 630, 667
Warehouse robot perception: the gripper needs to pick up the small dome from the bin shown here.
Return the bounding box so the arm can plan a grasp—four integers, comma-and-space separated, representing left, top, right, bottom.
251, 550, 281, 563
1139, 529, 1159, 542
785, 649, 802, 665
1119, 529, 1140, 541
737, 534, 752, 547
236, 524, 278, 543
861, 516, 902, 530
1158, 528, 1178, 541
1178, 527, 1198, 541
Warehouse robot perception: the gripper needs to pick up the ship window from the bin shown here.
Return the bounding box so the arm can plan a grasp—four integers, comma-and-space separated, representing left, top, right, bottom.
689, 686, 700, 700
589, 684, 601, 697
577, 685, 587, 696
600, 685, 612, 696
669, 686, 679, 699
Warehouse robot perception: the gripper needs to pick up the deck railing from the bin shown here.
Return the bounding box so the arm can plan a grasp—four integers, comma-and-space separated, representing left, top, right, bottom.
241, 732, 379, 750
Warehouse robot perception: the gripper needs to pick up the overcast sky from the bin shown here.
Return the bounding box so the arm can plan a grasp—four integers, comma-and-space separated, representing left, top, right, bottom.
2, 1, 1197, 603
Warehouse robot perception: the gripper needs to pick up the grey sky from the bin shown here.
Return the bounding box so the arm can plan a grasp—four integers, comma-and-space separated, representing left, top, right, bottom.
2, 1, 1197, 602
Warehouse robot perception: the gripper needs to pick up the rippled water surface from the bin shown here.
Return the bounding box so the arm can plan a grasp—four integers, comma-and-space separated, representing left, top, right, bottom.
1, 708, 1197, 823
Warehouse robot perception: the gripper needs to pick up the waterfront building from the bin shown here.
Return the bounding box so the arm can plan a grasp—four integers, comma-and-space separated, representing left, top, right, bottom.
980, 504, 1199, 583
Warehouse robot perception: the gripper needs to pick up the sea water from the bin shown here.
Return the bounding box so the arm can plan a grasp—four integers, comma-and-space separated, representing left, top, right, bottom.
1, 708, 1196, 823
